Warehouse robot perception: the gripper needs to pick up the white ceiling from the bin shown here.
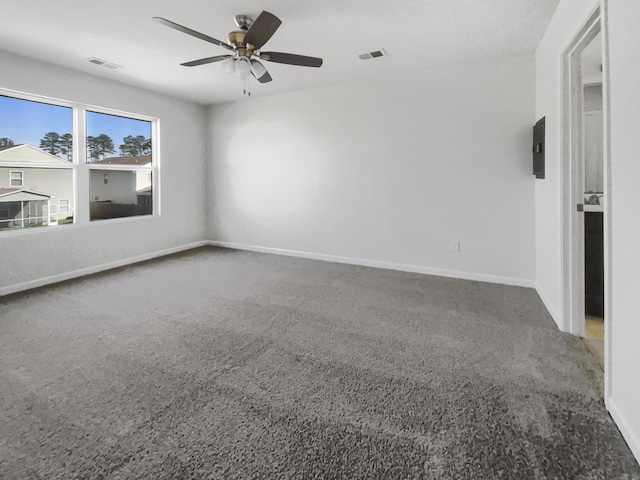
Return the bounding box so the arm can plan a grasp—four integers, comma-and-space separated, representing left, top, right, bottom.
0, 0, 560, 105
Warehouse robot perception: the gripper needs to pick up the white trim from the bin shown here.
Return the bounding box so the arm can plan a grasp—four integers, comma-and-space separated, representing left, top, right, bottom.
601, 0, 613, 416
0, 208, 156, 238
535, 282, 561, 329
608, 399, 640, 465
0, 162, 74, 169
209, 241, 535, 288
561, 7, 602, 337
561, 2, 615, 408
0, 240, 209, 297
0, 86, 157, 125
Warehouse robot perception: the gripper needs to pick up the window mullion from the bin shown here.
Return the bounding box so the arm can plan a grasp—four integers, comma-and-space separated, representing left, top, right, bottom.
75, 106, 89, 225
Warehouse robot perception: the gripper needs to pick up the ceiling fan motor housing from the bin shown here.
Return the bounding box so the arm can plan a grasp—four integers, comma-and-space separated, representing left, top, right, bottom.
227, 30, 246, 47
227, 30, 257, 59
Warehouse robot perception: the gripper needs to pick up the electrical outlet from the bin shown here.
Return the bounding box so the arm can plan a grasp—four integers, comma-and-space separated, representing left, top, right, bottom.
451, 241, 460, 252
240, 223, 245, 232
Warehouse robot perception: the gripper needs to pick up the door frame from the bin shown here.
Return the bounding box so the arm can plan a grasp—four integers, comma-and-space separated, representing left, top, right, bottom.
561, 2, 612, 402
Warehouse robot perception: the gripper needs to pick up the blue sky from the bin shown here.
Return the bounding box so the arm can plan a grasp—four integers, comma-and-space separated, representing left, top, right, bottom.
87, 111, 151, 147
0, 95, 151, 158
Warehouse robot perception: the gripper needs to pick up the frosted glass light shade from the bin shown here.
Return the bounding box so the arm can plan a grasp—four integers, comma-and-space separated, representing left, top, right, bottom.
236, 57, 251, 74
221, 57, 236, 74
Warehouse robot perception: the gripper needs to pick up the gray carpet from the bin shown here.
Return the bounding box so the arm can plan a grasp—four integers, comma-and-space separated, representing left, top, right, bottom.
1, 247, 638, 479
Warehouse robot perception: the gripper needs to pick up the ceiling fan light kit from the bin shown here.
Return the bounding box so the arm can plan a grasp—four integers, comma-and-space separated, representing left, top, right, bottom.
236, 57, 251, 76
153, 11, 323, 97
221, 57, 236, 74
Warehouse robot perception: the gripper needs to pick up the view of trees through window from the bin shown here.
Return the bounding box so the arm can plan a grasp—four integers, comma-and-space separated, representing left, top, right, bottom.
86, 111, 151, 162
86, 111, 153, 220
39, 132, 74, 161
0, 94, 155, 230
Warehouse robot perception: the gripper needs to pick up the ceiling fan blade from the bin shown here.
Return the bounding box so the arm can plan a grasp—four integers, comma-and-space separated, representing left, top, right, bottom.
244, 11, 282, 49
153, 17, 235, 52
260, 52, 323, 68
181, 55, 233, 67
251, 70, 273, 84
250, 59, 272, 83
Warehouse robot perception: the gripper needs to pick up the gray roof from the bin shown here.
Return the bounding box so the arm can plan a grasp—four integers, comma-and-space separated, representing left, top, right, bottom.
0, 188, 51, 199
95, 155, 151, 166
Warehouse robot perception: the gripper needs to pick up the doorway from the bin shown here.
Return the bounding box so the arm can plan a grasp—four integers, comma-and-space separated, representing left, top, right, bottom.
561, 5, 610, 397
582, 32, 605, 370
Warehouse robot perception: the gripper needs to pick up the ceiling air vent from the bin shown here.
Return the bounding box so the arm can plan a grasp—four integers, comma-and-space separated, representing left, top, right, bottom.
358, 49, 387, 60
87, 57, 123, 70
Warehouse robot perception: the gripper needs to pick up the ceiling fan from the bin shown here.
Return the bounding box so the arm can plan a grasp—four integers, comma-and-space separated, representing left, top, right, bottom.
153, 11, 323, 91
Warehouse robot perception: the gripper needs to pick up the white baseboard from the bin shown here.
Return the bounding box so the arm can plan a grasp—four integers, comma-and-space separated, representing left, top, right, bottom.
0, 238, 537, 296
209, 241, 535, 288
608, 398, 640, 466
0, 240, 210, 297
535, 282, 562, 330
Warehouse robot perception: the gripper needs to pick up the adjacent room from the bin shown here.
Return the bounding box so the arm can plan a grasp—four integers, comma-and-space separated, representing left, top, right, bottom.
1, 0, 639, 478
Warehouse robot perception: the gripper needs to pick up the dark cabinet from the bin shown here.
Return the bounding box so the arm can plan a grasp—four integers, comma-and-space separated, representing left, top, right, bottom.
585, 212, 604, 317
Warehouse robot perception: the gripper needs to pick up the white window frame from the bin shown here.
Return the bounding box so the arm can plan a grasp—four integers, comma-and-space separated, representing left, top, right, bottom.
0, 87, 160, 234
9, 170, 24, 187
84, 108, 158, 223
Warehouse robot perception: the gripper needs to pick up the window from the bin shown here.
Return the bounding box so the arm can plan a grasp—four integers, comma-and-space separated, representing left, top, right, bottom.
0, 94, 73, 229
0, 91, 158, 231
59, 199, 70, 215
9, 170, 23, 187
137, 194, 152, 206
90, 169, 153, 220
86, 111, 154, 221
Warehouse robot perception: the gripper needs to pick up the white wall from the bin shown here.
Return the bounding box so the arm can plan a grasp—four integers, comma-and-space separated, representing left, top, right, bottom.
208, 57, 536, 286
535, 0, 640, 463
584, 85, 603, 112
607, 0, 640, 463
0, 167, 74, 213
534, 0, 600, 323
0, 51, 208, 294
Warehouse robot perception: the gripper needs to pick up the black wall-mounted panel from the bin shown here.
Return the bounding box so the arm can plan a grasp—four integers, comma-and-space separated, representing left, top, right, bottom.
533, 117, 545, 179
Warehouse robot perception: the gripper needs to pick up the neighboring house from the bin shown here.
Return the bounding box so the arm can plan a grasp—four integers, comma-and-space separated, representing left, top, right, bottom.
0, 188, 51, 228
90, 155, 152, 219
92, 155, 151, 205
0, 144, 74, 227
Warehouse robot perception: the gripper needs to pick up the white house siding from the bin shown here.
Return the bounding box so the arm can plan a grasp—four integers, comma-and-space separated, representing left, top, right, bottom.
0, 167, 74, 218
136, 170, 152, 194
89, 169, 137, 205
